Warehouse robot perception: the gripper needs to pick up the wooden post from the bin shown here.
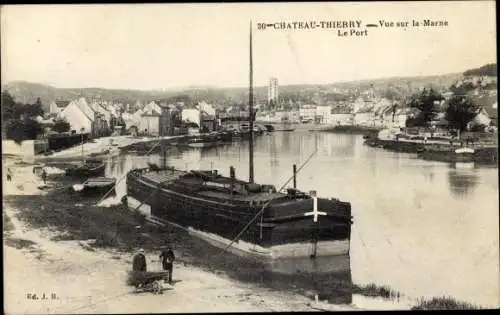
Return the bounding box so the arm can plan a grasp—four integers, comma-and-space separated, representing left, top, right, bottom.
230, 166, 235, 200
311, 222, 319, 259
248, 21, 255, 184
293, 164, 297, 189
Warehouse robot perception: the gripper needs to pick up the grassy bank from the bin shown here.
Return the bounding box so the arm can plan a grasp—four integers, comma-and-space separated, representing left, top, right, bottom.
412, 296, 480, 310
3, 189, 486, 310
3, 212, 15, 234
352, 283, 401, 299
351, 283, 482, 310
3, 193, 159, 252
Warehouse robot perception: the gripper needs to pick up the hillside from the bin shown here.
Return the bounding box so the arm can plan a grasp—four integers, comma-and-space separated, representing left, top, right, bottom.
0, 71, 475, 108
463, 63, 496, 77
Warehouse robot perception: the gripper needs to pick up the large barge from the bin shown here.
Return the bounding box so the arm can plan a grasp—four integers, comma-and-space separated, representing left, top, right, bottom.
126, 168, 352, 259
126, 22, 353, 259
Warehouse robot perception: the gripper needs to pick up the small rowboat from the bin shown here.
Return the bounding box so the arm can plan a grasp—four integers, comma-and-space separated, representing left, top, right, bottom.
186, 134, 218, 148
73, 177, 116, 196
455, 147, 475, 154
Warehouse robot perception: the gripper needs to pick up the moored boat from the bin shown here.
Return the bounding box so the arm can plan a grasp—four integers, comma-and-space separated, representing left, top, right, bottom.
73, 176, 116, 196
262, 124, 275, 132
127, 168, 352, 259
217, 130, 234, 142
187, 133, 218, 148
65, 159, 106, 178
418, 146, 476, 163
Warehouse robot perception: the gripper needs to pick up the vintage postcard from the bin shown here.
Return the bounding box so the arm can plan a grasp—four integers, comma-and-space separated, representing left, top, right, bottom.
2, 1, 498, 313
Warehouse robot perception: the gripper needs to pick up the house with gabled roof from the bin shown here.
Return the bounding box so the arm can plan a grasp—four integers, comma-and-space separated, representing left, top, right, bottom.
353, 104, 375, 126
58, 98, 94, 134
58, 97, 109, 137
126, 101, 164, 136
49, 100, 70, 115
469, 94, 498, 127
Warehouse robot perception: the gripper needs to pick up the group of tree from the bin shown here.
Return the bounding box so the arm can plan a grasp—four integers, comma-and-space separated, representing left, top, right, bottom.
406, 88, 482, 132
2, 92, 43, 121
2, 91, 43, 143
2, 91, 72, 143
445, 96, 480, 132
406, 88, 444, 126
52, 118, 71, 133
463, 63, 497, 77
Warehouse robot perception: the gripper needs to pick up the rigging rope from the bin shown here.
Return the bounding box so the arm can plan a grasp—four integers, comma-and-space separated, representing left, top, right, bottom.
218, 149, 318, 257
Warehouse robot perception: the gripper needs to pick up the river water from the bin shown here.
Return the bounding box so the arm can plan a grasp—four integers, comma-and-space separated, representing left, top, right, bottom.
105, 131, 499, 308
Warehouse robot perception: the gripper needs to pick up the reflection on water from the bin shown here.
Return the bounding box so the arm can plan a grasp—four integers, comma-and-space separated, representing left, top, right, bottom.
231, 255, 353, 305
447, 164, 480, 198
106, 131, 499, 308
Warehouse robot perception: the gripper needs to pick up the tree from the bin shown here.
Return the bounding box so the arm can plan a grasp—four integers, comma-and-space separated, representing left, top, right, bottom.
407, 88, 444, 126
383, 87, 403, 101
445, 96, 479, 132
52, 118, 71, 133
1, 91, 23, 120
24, 98, 44, 117
5, 118, 43, 143
268, 99, 276, 110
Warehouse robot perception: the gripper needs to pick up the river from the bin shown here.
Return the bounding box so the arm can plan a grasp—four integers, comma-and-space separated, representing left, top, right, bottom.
105, 131, 499, 308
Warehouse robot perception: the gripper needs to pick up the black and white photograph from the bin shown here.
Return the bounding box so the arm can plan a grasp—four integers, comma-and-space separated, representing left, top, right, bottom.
1, 1, 498, 313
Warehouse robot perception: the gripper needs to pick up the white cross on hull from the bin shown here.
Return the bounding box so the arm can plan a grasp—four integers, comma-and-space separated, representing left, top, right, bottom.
304, 197, 327, 222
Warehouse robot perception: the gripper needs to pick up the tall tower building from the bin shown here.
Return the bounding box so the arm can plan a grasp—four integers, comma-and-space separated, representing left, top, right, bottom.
267, 77, 279, 107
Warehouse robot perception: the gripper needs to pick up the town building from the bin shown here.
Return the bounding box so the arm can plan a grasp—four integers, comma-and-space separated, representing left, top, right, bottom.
181, 102, 218, 133
315, 105, 331, 124
395, 107, 421, 128
299, 104, 317, 123
159, 105, 182, 136
470, 94, 498, 127
58, 98, 96, 136
268, 77, 279, 106
137, 101, 163, 135
328, 108, 353, 126
49, 100, 70, 115
353, 105, 375, 126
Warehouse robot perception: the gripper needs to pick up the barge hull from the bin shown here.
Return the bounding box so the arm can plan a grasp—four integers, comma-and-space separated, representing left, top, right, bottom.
126, 173, 351, 259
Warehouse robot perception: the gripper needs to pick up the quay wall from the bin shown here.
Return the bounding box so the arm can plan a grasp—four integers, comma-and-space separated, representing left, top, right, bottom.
322, 125, 383, 135
365, 138, 423, 153
2, 140, 38, 162
119, 135, 190, 152
47, 133, 90, 152
365, 138, 498, 165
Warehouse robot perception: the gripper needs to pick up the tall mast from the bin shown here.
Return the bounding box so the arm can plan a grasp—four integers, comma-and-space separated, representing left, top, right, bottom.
248, 21, 255, 183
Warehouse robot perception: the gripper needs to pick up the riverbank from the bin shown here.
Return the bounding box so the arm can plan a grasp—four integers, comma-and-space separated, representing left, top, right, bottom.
31, 135, 182, 162
2, 158, 358, 313
3, 157, 488, 311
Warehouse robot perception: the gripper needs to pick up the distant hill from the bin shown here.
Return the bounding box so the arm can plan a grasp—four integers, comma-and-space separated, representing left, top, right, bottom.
463, 63, 496, 77
331, 73, 463, 91
0, 70, 475, 109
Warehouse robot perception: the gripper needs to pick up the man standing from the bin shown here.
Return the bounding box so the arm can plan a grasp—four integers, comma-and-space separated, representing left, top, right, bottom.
159, 247, 175, 284
132, 248, 147, 272
41, 169, 48, 185
6, 168, 13, 182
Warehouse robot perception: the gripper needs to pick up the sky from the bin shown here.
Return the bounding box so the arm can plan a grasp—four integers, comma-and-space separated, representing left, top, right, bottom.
1, 2, 497, 90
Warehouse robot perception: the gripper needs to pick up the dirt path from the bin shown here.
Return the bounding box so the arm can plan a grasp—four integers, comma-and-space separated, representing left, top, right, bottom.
3, 210, 333, 314
3, 159, 358, 313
